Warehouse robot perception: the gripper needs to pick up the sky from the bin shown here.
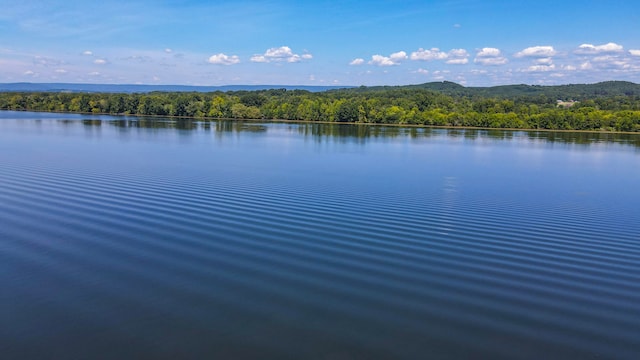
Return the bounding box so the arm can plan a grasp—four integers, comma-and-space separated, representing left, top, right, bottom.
1, 0, 640, 87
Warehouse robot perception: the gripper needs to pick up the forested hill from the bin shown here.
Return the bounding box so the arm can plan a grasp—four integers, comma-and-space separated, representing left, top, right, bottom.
2, 80, 640, 131
340, 81, 640, 100
3, 81, 639, 100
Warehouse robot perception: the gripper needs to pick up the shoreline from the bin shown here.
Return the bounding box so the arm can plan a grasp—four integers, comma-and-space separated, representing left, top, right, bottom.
3, 108, 640, 135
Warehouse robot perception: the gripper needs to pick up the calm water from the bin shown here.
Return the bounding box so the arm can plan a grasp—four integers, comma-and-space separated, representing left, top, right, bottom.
1, 111, 639, 359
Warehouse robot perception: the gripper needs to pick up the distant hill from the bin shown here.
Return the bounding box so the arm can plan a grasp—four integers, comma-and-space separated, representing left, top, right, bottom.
337, 81, 640, 100
3, 81, 640, 101
0, 83, 352, 93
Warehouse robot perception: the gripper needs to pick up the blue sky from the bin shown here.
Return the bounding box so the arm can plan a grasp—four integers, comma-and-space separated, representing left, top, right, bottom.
1, 0, 640, 86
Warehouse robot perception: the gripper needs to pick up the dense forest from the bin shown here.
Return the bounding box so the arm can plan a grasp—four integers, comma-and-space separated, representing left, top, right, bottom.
2, 81, 640, 132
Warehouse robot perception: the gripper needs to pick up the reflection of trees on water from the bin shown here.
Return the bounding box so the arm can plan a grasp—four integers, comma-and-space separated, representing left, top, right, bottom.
526, 131, 640, 147
296, 124, 392, 144
80, 118, 268, 133
214, 121, 267, 133
104, 119, 200, 130
78, 118, 640, 148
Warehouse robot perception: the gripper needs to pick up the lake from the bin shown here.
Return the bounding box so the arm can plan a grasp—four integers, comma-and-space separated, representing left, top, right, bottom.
1, 111, 639, 359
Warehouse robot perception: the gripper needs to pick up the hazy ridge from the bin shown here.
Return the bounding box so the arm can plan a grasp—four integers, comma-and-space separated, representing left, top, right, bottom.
3, 81, 640, 101
0, 83, 351, 93
336, 81, 640, 100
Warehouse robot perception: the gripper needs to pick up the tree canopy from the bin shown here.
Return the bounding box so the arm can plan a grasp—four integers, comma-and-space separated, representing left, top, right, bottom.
2, 81, 640, 132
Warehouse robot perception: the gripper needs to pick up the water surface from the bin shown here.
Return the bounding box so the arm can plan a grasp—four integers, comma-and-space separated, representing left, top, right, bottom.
1, 111, 639, 359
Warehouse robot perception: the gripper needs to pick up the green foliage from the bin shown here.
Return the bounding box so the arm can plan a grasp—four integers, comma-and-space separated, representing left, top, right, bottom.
2, 81, 640, 132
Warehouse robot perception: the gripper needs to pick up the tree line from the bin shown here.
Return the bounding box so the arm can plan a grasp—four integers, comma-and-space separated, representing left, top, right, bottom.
1, 86, 640, 131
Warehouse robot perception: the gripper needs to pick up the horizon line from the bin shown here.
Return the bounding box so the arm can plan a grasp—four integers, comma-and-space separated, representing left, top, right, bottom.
1, 80, 638, 89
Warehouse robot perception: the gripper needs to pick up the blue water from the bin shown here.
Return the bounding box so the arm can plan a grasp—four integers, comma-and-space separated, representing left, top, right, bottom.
1, 111, 639, 359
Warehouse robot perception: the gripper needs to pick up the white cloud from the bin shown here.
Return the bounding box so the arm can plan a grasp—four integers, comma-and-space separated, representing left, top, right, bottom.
446, 49, 469, 64
94, 59, 107, 65
432, 70, 448, 80
515, 46, 556, 58
409, 48, 468, 64
410, 48, 447, 61
591, 56, 633, 69
250, 46, 312, 63
593, 55, 617, 63
446, 58, 469, 65
207, 53, 240, 65
525, 64, 556, 72
562, 65, 577, 71
569, 43, 639, 72
535, 57, 553, 65
390, 51, 408, 61
250, 55, 267, 63
612, 60, 632, 69
82, 50, 93, 56
474, 48, 508, 65
285, 55, 304, 63
369, 55, 398, 66
416, 68, 429, 75
54, 69, 67, 73
448, 49, 469, 58
265, 47, 292, 57
476, 48, 502, 57
164, 48, 172, 53
23, 70, 35, 76
575, 42, 624, 54
349, 58, 365, 65
88, 71, 100, 76
475, 57, 508, 66
580, 61, 593, 70
369, 51, 407, 66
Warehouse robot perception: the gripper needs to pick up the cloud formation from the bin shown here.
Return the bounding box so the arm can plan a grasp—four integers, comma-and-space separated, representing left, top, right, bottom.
515, 46, 556, 58
369, 51, 407, 66
476, 48, 501, 57
250, 46, 312, 63
534, 57, 553, 65
446, 49, 469, 64
410, 48, 447, 61
575, 42, 624, 54
591, 55, 633, 70
409, 48, 468, 64
474, 48, 508, 65
207, 53, 240, 65
525, 64, 556, 72
5, 39, 640, 86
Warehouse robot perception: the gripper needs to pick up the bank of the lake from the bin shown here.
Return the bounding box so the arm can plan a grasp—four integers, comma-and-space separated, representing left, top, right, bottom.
2, 81, 640, 132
